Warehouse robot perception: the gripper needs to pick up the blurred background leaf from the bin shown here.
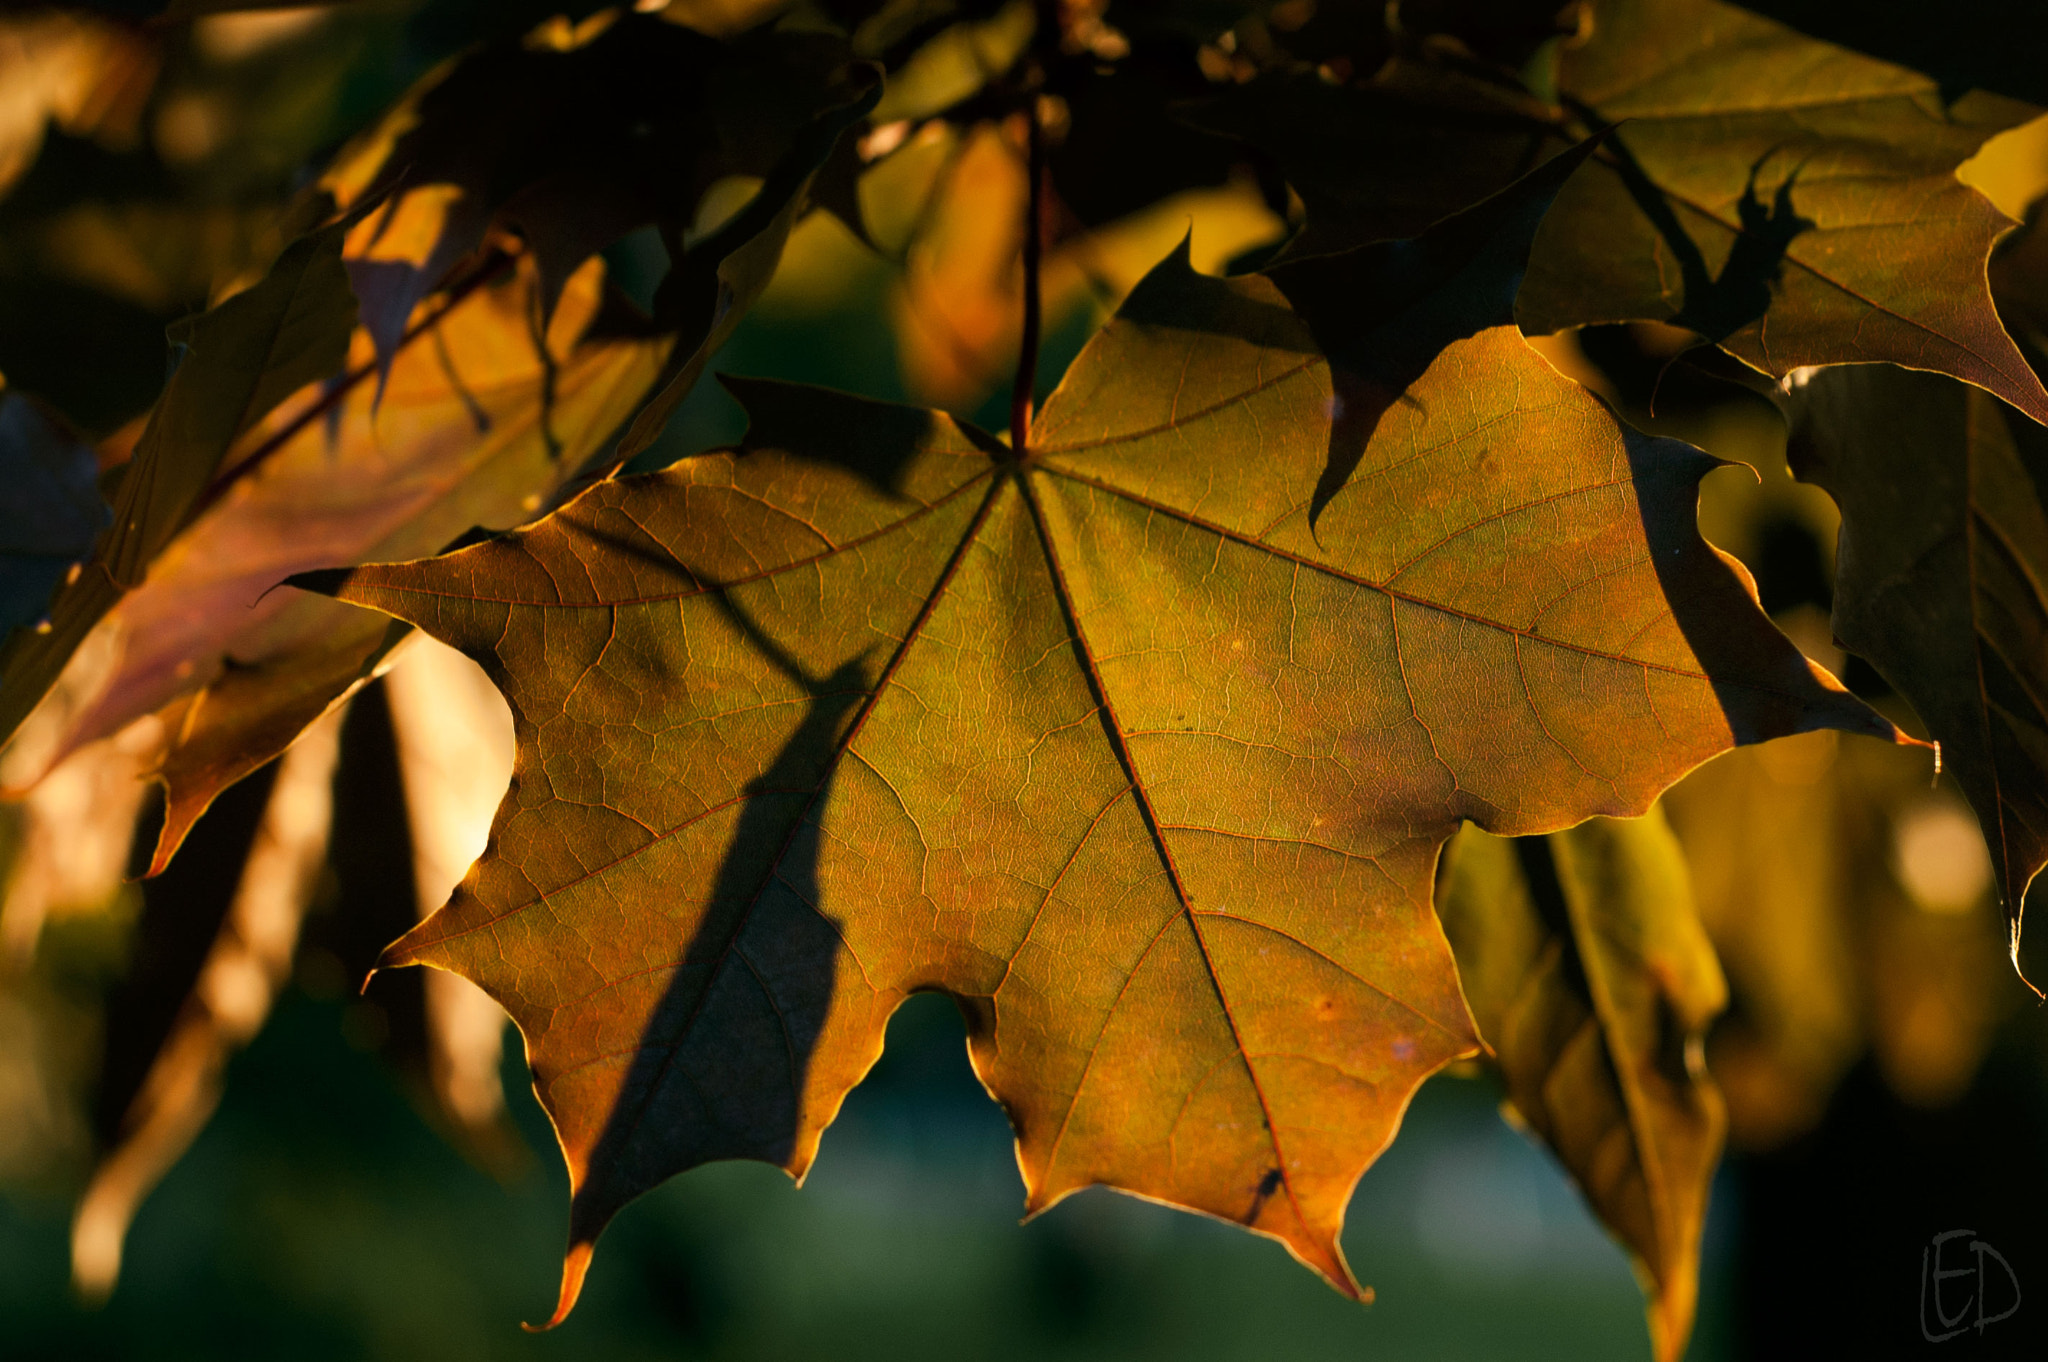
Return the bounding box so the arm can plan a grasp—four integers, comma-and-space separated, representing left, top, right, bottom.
1438, 811, 1726, 1362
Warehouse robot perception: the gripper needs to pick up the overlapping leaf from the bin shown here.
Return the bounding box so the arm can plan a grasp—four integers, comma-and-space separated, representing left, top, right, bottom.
302, 156, 1897, 1321
1189, 62, 1555, 251
0, 8, 901, 1224
13, 251, 668, 872
0, 6, 882, 860
1788, 362, 2048, 978
0, 2, 600, 441
0, 217, 358, 750
327, 8, 880, 457
1520, 0, 2044, 413
1438, 812, 1725, 1362
1196, 0, 2048, 419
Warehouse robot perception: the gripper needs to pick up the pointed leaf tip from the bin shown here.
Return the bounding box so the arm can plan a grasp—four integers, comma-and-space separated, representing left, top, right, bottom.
524, 1241, 594, 1332
143, 780, 205, 880
283, 566, 355, 599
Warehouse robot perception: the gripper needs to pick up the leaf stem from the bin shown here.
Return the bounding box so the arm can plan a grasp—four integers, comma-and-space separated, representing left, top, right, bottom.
184, 251, 516, 525
1009, 59, 1049, 457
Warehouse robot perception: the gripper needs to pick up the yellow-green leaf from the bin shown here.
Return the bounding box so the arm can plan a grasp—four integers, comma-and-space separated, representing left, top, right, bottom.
1438, 812, 1726, 1362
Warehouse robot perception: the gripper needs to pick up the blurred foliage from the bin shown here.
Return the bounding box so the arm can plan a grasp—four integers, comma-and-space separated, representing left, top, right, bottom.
0, 987, 1681, 1361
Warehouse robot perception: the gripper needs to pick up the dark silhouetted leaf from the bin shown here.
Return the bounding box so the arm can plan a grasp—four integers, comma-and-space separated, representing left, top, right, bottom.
326, 9, 881, 459
1263, 135, 1603, 525
1788, 362, 2048, 980
1048, 56, 1239, 230
610, 61, 882, 459
1189, 65, 1558, 252
0, 388, 107, 641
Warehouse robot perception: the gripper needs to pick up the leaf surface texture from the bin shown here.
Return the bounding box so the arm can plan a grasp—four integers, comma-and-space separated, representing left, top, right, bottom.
307, 163, 1896, 1320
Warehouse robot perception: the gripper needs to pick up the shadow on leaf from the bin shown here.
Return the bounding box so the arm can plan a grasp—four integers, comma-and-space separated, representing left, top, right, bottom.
1267, 136, 1605, 529
552, 590, 865, 1327
1590, 119, 1817, 348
